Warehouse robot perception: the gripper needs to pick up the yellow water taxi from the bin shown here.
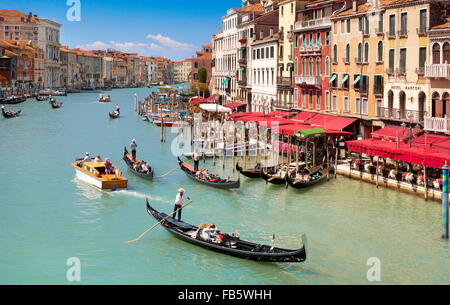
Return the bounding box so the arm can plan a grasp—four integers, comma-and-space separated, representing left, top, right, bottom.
71, 159, 128, 190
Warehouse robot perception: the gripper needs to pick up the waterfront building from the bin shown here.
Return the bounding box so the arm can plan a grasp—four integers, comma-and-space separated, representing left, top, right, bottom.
276, 0, 309, 110
424, 19, 450, 134
102, 56, 113, 87
172, 61, 184, 83
294, 0, 343, 114
237, 1, 277, 109
189, 44, 212, 84
249, 32, 279, 113
182, 59, 192, 83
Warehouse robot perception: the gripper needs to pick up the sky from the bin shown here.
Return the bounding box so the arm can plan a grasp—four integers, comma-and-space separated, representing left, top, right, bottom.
2, 0, 243, 60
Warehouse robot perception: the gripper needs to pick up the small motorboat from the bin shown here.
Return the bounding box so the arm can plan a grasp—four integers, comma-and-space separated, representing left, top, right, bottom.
1, 106, 21, 118
36, 95, 49, 101
99, 94, 111, 103
147, 200, 307, 263
71, 158, 128, 190
177, 157, 240, 189
122, 148, 154, 180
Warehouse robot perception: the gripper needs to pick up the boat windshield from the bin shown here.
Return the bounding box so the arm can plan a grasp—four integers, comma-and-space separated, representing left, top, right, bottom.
95, 167, 106, 175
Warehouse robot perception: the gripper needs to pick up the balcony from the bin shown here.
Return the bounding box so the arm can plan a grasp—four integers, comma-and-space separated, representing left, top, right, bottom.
415, 67, 425, 76
342, 57, 350, 65
396, 67, 407, 76
238, 79, 247, 87
424, 116, 450, 133
294, 18, 331, 32
355, 57, 364, 65
398, 30, 408, 39
425, 63, 450, 78
416, 27, 427, 37
299, 45, 322, 54
375, 27, 384, 36
387, 31, 396, 39
277, 76, 293, 87
295, 76, 321, 86
386, 67, 395, 75
378, 107, 426, 123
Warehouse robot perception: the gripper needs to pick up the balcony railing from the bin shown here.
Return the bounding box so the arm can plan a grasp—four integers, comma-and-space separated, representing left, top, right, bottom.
396, 67, 407, 75
238, 58, 247, 65
424, 116, 450, 133
238, 79, 247, 87
375, 27, 384, 36
294, 18, 331, 32
417, 27, 427, 36
398, 30, 408, 38
378, 107, 426, 122
342, 57, 350, 64
386, 67, 395, 75
277, 76, 293, 86
387, 31, 396, 39
299, 45, 321, 54
425, 63, 450, 78
295, 76, 321, 86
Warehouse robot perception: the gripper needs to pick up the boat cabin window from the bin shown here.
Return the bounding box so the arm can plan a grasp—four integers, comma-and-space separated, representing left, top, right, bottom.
95, 167, 106, 175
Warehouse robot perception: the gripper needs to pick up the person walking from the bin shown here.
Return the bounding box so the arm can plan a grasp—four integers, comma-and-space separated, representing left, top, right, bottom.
173, 188, 192, 222
130, 139, 138, 161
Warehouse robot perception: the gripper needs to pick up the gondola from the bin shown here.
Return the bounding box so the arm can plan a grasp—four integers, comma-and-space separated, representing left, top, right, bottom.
261, 167, 288, 185
50, 99, 62, 109
235, 162, 262, 178
1, 107, 21, 118
286, 168, 329, 189
146, 200, 307, 263
177, 157, 240, 189
0, 96, 26, 104
36, 95, 49, 101
109, 111, 120, 119
123, 148, 154, 180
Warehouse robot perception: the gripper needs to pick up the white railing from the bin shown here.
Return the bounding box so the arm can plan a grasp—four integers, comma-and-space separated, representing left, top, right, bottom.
424, 116, 450, 133
295, 18, 331, 31
295, 76, 321, 86
425, 63, 450, 78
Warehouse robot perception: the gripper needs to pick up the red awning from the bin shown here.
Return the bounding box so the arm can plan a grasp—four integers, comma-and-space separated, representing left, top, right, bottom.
266, 111, 295, 118
371, 126, 423, 141
190, 97, 212, 106
291, 112, 317, 123
229, 112, 264, 119
278, 124, 312, 136
224, 102, 246, 109
207, 94, 219, 102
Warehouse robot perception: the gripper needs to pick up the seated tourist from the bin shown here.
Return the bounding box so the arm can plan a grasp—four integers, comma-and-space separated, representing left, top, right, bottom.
94, 155, 102, 162
105, 159, 113, 174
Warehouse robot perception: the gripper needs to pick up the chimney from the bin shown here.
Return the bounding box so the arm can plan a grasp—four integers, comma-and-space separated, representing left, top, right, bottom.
28, 12, 32, 22
270, 28, 274, 36
353, 0, 357, 12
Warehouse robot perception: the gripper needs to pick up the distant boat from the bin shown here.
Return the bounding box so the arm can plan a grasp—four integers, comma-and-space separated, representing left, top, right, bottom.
0, 96, 27, 104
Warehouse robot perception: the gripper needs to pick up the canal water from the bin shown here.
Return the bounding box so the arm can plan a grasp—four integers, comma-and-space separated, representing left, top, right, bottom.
0, 88, 448, 285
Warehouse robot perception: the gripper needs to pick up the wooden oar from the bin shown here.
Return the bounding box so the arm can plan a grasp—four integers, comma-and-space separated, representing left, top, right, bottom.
125, 199, 193, 244
157, 166, 179, 178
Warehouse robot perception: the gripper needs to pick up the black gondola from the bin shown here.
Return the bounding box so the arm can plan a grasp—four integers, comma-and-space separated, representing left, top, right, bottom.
123, 148, 154, 180
235, 162, 262, 178
261, 167, 288, 185
177, 157, 240, 189
50, 98, 62, 109
36, 95, 49, 101
109, 111, 120, 119
147, 200, 307, 263
0, 96, 26, 104
1, 107, 21, 118
286, 168, 329, 189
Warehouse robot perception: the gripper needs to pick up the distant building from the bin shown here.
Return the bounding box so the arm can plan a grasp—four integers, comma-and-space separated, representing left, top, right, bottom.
189, 44, 212, 84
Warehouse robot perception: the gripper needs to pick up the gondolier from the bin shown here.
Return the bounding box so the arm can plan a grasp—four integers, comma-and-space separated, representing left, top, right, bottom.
193, 151, 201, 172
130, 139, 138, 161
173, 188, 192, 221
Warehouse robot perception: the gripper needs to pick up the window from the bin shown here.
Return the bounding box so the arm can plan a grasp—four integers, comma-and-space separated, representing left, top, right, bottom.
333, 45, 338, 63
378, 12, 384, 32
377, 41, 383, 62
291, 3, 294, 14
344, 96, 349, 112
316, 58, 321, 76
317, 33, 321, 46
355, 98, 361, 114
325, 91, 330, 111
400, 13, 407, 36
325, 57, 330, 76
302, 90, 307, 108
316, 91, 321, 110
332, 95, 337, 111
346, 19, 351, 33
362, 98, 368, 115
309, 58, 313, 76
261, 48, 265, 59
345, 44, 350, 62
374, 75, 384, 95
389, 15, 396, 36
280, 46, 283, 57
302, 58, 306, 75
364, 43, 369, 62
330, 73, 338, 87
364, 16, 369, 35
357, 43, 362, 62
432, 43, 441, 64
270, 46, 274, 58
377, 99, 383, 116
334, 22, 337, 34
419, 9, 427, 33
342, 73, 349, 89
325, 32, 330, 45
354, 74, 361, 90
419, 47, 427, 72
358, 17, 363, 32
399, 48, 407, 73
257, 49, 260, 59
194, 62, 198, 68
309, 91, 313, 108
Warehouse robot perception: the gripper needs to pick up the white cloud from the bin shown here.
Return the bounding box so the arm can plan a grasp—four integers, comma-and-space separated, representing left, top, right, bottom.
146, 34, 194, 51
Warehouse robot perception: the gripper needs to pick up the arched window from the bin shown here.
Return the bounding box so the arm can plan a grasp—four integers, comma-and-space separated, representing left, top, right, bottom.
358, 43, 362, 61
364, 43, 369, 62
309, 58, 313, 76
433, 43, 441, 64
333, 45, 338, 62
443, 42, 450, 64
377, 41, 383, 62
302, 58, 306, 75
294, 57, 298, 75
316, 57, 321, 76
432, 92, 440, 117
325, 57, 330, 76
346, 44, 350, 62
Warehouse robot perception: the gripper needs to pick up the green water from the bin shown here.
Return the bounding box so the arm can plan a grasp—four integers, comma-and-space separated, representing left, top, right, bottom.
0, 88, 448, 285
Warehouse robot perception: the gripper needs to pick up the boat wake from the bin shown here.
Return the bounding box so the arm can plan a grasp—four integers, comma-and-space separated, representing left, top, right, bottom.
110, 190, 166, 202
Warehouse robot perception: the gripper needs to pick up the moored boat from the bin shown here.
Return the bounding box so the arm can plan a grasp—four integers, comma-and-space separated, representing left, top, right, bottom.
146, 200, 307, 263
261, 166, 288, 185
177, 157, 240, 189
36, 95, 49, 101
122, 148, 154, 180
286, 168, 328, 189
235, 162, 262, 178
71, 158, 128, 190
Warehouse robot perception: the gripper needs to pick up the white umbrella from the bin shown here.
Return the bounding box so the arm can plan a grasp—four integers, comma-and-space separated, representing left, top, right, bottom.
200, 104, 232, 113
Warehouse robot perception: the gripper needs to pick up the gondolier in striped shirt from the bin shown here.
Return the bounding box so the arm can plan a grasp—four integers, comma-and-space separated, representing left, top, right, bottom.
173, 188, 192, 222
193, 150, 200, 172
